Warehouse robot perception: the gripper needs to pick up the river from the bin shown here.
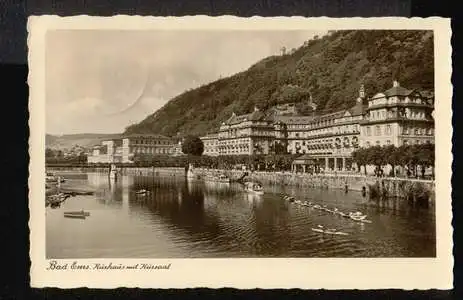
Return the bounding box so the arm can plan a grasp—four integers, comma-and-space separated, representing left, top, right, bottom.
46, 172, 435, 258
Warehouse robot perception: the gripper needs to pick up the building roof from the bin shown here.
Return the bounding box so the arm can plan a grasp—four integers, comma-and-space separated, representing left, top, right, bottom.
224, 109, 267, 125
383, 85, 414, 97
121, 133, 171, 139
274, 115, 315, 124
347, 102, 366, 116
200, 133, 218, 139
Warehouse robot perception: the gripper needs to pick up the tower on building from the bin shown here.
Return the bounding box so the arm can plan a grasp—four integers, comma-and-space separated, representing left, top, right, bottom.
357, 84, 365, 103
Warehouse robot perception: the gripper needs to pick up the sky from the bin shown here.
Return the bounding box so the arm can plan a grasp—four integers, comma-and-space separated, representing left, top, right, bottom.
46, 29, 326, 135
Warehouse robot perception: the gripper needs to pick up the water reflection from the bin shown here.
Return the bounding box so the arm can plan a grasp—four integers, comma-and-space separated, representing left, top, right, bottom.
47, 172, 436, 258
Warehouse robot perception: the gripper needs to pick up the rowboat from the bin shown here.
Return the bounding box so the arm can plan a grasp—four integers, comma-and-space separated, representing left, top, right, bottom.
205, 174, 231, 184
63, 210, 90, 219
311, 227, 349, 236
349, 211, 367, 221
244, 182, 264, 195
135, 189, 148, 195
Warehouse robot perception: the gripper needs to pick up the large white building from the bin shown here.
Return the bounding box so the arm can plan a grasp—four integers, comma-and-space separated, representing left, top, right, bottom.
87, 134, 175, 163
359, 81, 434, 148
199, 81, 434, 172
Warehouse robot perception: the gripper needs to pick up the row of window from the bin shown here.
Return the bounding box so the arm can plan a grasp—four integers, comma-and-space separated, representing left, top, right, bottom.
130, 139, 171, 145
369, 96, 423, 107
364, 125, 432, 136
364, 139, 432, 147
131, 147, 171, 154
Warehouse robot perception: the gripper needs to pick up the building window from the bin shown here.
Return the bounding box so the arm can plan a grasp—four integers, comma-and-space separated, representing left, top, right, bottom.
403, 140, 408, 146
386, 125, 391, 135
416, 140, 420, 145
367, 126, 371, 136
376, 141, 380, 146
386, 140, 391, 145
375, 125, 381, 136
403, 126, 409, 135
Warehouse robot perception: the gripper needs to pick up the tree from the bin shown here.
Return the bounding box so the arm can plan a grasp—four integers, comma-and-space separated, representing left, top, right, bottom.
181, 135, 204, 156
352, 147, 368, 175
383, 145, 401, 176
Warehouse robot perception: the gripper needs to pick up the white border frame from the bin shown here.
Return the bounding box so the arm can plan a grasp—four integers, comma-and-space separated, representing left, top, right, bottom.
28, 16, 453, 289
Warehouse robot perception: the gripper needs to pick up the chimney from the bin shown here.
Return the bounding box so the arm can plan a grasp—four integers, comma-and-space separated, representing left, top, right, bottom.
393, 80, 400, 87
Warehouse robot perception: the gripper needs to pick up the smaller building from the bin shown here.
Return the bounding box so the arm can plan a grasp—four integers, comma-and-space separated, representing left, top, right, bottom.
200, 133, 219, 156
87, 134, 176, 163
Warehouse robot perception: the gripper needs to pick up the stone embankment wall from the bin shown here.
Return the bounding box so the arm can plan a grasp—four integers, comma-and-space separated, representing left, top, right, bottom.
194, 168, 435, 203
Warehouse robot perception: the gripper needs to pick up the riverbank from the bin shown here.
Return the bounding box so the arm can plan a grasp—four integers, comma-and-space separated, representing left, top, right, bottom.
47, 166, 435, 204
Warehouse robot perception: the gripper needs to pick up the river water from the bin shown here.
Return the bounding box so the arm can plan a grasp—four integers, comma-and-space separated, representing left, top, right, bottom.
46, 172, 435, 258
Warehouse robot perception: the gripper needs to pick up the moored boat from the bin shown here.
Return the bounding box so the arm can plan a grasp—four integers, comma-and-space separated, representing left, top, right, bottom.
63, 210, 90, 219
244, 182, 264, 195
205, 174, 230, 183
349, 211, 367, 221
45, 172, 65, 183
135, 189, 148, 195
311, 226, 349, 236
64, 210, 91, 217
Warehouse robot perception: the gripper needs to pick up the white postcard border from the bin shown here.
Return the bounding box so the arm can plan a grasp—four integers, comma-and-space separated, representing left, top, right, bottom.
28, 16, 453, 289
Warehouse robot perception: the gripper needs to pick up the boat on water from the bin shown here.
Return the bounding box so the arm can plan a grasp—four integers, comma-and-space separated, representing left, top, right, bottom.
311, 226, 349, 236
135, 189, 149, 195
244, 182, 264, 195
63, 210, 90, 219
45, 172, 65, 183
284, 196, 295, 202
205, 174, 231, 184
349, 211, 367, 221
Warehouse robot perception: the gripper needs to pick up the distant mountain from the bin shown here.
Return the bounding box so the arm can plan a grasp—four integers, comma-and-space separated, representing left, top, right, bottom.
124, 30, 434, 137
45, 133, 121, 150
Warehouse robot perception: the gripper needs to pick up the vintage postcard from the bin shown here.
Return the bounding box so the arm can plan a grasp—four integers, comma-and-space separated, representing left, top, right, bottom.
28, 16, 453, 289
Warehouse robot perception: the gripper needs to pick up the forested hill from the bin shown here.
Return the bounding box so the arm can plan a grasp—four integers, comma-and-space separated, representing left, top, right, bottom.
124, 30, 434, 137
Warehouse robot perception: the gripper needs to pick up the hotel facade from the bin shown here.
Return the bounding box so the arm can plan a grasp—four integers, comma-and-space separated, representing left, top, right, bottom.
88, 134, 175, 163
200, 81, 434, 172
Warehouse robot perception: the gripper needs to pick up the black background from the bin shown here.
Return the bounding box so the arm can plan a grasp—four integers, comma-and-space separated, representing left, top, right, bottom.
0, 0, 458, 299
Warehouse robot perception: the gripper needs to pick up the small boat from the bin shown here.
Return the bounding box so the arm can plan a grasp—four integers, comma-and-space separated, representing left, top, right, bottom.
356, 219, 372, 223
206, 174, 231, 183
64, 210, 91, 217
135, 189, 148, 195
311, 227, 349, 236
349, 211, 367, 221
63, 210, 90, 219
244, 182, 264, 195
45, 172, 65, 183
337, 211, 350, 218
283, 195, 295, 202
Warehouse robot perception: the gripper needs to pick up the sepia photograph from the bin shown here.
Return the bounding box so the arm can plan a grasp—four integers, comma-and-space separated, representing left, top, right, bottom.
28, 16, 452, 289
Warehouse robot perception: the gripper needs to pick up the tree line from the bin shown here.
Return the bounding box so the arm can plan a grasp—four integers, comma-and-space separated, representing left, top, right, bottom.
351, 144, 434, 178
46, 147, 88, 164
130, 153, 299, 171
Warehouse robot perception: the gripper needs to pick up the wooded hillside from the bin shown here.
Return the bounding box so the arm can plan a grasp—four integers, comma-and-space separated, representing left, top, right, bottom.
125, 30, 434, 137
